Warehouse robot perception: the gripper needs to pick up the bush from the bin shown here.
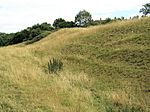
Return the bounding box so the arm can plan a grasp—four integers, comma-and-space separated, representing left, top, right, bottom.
48, 58, 63, 74
25, 31, 52, 45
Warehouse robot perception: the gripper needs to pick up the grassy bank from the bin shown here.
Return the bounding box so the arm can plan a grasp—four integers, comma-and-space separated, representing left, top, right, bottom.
0, 17, 149, 112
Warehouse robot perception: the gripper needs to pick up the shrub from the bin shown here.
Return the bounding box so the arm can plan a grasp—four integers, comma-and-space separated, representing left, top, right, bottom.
25, 31, 51, 45
48, 58, 63, 74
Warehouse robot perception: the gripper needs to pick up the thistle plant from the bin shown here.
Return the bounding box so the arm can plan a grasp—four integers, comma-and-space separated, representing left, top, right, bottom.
48, 58, 63, 74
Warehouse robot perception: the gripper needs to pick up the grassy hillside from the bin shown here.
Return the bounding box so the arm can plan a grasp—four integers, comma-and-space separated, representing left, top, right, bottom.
0, 17, 150, 112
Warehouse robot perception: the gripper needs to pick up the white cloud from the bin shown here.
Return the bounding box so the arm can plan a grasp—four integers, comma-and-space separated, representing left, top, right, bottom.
0, 0, 148, 33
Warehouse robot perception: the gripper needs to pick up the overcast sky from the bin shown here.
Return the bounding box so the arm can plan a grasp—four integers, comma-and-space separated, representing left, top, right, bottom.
0, 0, 148, 33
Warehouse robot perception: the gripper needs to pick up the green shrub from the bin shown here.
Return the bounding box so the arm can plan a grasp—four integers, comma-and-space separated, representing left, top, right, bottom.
48, 58, 63, 74
25, 31, 52, 45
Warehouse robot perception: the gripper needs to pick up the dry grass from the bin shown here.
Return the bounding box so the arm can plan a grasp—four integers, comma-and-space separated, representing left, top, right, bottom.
0, 17, 150, 111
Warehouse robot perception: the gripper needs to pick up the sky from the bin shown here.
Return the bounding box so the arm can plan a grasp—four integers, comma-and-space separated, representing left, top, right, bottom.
0, 0, 148, 33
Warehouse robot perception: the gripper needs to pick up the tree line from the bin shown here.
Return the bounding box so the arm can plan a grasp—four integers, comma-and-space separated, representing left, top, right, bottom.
0, 3, 149, 46
0, 22, 54, 46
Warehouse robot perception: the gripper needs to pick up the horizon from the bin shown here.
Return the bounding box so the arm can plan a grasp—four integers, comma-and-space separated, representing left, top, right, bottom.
0, 0, 148, 33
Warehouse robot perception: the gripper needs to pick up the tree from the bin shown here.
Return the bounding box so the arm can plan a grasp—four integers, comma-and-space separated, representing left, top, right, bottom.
75, 10, 92, 27
11, 32, 24, 44
40, 22, 54, 31
60, 21, 76, 28
140, 3, 150, 16
53, 18, 76, 28
53, 18, 66, 28
121, 16, 125, 20
30, 28, 41, 39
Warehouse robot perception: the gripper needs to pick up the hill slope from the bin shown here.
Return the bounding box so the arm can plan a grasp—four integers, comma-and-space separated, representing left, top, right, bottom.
0, 17, 150, 112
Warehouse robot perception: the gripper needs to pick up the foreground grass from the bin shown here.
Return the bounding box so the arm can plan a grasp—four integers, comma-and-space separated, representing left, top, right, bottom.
0, 17, 150, 112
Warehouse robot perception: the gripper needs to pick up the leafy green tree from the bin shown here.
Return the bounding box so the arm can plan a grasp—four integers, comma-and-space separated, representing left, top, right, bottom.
30, 28, 41, 39
121, 16, 125, 20
40, 22, 54, 30
0, 36, 5, 46
114, 17, 117, 21
11, 32, 24, 44
53, 18, 76, 28
60, 21, 76, 28
53, 18, 66, 28
105, 18, 111, 23
140, 3, 150, 16
31, 24, 40, 29
75, 10, 92, 26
